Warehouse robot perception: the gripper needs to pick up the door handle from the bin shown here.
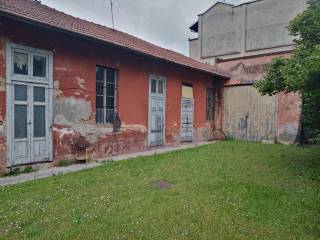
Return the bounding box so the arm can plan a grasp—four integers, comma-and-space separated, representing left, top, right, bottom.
28, 122, 31, 125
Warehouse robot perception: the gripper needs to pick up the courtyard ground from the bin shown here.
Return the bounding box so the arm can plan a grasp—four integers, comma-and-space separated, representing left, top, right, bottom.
0, 141, 319, 239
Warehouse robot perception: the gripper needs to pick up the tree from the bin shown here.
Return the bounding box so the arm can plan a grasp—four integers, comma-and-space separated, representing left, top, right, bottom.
255, 0, 320, 143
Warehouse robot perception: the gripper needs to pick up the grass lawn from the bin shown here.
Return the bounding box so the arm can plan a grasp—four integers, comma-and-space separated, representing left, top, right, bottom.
0, 142, 320, 240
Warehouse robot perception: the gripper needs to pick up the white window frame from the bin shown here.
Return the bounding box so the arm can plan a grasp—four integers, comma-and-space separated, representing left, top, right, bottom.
96, 66, 118, 125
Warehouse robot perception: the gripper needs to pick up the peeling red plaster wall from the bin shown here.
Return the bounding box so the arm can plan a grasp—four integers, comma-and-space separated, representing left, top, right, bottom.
218, 52, 292, 86
0, 18, 219, 169
277, 92, 302, 143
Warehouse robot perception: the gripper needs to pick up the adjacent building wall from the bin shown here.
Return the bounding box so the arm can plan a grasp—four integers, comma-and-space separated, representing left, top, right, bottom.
189, 38, 201, 61
0, 18, 221, 172
188, 0, 305, 144
190, 0, 307, 61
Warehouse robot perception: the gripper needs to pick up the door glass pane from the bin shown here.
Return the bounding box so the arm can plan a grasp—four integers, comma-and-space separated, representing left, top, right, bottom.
14, 105, 27, 138
106, 97, 114, 109
34, 106, 45, 137
14, 52, 28, 75
151, 79, 157, 93
106, 83, 115, 96
96, 96, 103, 108
33, 55, 47, 77
34, 87, 45, 102
106, 69, 115, 83
14, 85, 27, 101
96, 108, 104, 124
106, 109, 114, 123
158, 80, 164, 94
96, 67, 104, 82
96, 81, 104, 95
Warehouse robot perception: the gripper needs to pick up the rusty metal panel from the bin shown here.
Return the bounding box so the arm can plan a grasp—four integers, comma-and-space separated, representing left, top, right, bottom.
223, 86, 276, 141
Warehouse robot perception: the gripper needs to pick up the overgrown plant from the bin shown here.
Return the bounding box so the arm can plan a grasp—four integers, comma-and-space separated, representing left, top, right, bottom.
4, 166, 34, 176
255, 0, 320, 143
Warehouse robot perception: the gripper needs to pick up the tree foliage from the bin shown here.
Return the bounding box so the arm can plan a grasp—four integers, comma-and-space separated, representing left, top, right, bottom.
255, 0, 320, 143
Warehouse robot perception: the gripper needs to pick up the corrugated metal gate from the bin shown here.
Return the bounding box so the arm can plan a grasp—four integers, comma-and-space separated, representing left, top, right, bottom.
181, 98, 194, 142
223, 85, 277, 141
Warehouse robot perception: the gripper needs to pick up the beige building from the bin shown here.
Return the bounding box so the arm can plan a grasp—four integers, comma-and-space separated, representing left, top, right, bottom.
189, 0, 306, 143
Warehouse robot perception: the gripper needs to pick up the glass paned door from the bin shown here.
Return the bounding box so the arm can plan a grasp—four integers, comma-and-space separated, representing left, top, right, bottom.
148, 76, 166, 147
7, 44, 52, 167
11, 83, 50, 165
12, 83, 30, 165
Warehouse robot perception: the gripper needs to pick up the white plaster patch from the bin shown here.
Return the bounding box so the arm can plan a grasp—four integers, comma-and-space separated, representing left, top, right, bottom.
54, 97, 91, 124
53, 126, 74, 139
279, 123, 299, 144
122, 124, 147, 133
55, 67, 68, 71
53, 97, 147, 144
75, 77, 86, 90
53, 80, 63, 98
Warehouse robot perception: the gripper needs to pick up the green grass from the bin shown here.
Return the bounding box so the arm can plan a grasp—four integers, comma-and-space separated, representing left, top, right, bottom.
0, 142, 320, 240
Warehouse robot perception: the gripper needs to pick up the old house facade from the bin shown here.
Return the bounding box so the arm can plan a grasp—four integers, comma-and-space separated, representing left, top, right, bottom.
0, 0, 228, 171
189, 0, 307, 143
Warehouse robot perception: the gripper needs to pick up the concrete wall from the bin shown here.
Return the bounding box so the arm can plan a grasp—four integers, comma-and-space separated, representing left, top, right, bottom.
189, 0, 306, 60
189, 38, 201, 61
0, 18, 222, 172
245, 0, 305, 51
201, 3, 243, 58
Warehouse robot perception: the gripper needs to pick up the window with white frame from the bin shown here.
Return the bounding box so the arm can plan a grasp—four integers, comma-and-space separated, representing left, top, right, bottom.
12, 49, 48, 79
96, 66, 117, 124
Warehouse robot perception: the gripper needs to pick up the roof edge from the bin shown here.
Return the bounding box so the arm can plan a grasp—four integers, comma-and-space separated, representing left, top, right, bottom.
199, 2, 234, 16
0, 10, 230, 79
199, 0, 271, 16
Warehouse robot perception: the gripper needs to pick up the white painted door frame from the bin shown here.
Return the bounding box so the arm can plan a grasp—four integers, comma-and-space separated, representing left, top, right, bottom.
6, 43, 53, 167
148, 74, 166, 147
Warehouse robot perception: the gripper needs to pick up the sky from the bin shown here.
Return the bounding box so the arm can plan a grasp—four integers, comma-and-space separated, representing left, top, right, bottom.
41, 0, 248, 55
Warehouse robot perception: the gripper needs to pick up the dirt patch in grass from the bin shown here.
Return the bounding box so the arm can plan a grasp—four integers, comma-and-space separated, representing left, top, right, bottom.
151, 180, 174, 189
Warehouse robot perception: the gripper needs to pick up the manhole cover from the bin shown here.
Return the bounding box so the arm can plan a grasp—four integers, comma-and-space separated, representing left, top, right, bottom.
151, 180, 173, 190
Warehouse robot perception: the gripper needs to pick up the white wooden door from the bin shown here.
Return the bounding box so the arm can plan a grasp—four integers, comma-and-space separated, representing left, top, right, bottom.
11, 82, 31, 165
6, 43, 53, 166
148, 75, 166, 147
11, 83, 50, 165
181, 98, 194, 142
